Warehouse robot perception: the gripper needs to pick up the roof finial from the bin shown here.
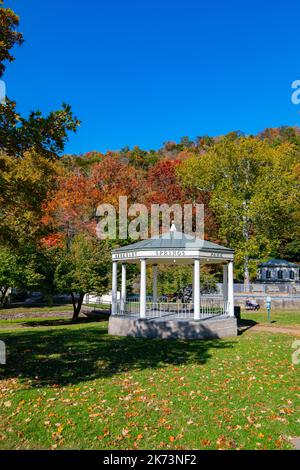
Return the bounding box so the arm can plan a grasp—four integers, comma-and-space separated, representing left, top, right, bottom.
170, 220, 177, 232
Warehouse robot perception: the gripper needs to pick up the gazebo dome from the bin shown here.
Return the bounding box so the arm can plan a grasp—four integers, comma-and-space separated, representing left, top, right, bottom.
112, 226, 233, 264
259, 258, 299, 268
257, 258, 300, 283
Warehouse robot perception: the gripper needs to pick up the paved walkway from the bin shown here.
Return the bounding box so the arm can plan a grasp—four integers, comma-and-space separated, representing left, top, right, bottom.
289, 437, 300, 450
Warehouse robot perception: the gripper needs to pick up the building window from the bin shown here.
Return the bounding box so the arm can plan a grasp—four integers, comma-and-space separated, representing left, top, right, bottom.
290, 270, 295, 280
278, 270, 283, 280
266, 270, 271, 279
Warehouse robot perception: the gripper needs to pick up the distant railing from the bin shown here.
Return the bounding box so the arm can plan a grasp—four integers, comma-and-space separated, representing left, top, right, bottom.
232, 283, 300, 296
83, 294, 111, 311
116, 298, 229, 320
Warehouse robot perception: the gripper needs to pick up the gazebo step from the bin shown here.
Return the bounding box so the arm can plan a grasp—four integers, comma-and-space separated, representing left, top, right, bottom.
108, 316, 237, 339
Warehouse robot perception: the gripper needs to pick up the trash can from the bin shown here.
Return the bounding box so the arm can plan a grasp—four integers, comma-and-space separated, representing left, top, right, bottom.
234, 305, 241, 320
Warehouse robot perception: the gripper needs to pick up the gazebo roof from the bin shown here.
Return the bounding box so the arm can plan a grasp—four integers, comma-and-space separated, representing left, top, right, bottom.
112, 225, 233, 258
112, 233, 233, 253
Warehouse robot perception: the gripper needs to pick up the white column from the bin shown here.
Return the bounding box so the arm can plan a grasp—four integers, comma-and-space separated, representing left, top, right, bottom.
140, 259, 147, 318
223, 264, 228, 301
228, 261, 234, 317
111, 261, 118, 315
121, 263, 126, 314
192, 267, 194, 304
194, 259, 200, 320
152, 265, 158, 303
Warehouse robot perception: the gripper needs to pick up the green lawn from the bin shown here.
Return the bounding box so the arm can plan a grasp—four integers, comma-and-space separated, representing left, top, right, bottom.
0, 317, 101, 327
0, 305, 74, 315
0, 321, 299, 450
241, 309, 300, 326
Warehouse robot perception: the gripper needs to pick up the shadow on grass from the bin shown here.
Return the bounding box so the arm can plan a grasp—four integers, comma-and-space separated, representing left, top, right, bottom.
237, 318, 258, 335
0, 323, 235, 387
1, 302, 72, 310
21, 315, 109, 328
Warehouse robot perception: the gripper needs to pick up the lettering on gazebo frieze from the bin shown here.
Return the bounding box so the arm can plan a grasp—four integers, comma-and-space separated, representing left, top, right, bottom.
210, 252, 224, 258
155, 250, 186, 257
113, 251, 137, 259
112, 250, 231, 260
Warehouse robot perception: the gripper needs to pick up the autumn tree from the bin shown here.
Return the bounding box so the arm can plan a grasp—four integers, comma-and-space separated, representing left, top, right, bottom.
0, 150, 60, 246
119, 145, 159, 170
146, 159, 187, 205
257, 126, 300, 148
0, 0, 81, 303
41, 170, 102, 248
91, 155, 145, 206
41, 169, 114, 318
145, 157, 218, 239
41, 156, 146, 291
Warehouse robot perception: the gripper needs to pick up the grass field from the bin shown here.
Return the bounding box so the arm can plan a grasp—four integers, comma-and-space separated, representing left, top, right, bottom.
0, 319, 299, 450
0, 317, 103, 328
240, 309, 300, 326
0, 305, 74, 315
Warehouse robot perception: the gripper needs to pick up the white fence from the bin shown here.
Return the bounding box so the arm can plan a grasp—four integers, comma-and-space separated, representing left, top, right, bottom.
116, 299, 229, 320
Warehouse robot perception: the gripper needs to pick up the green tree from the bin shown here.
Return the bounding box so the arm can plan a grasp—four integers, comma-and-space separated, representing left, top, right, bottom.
55, 235, 111, 320
0, 150, 59, 246
146, 265, 217, 297
0, 243, 60, 307
0, 0, 24, 77
0, 1, 79, 158
0, 246, 19, 305
178, 137, 300, 284
0, 99, 80, 159
19, 244, 60, 302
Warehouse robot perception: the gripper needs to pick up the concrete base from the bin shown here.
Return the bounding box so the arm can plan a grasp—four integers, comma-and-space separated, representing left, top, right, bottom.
108, 316, 237, 340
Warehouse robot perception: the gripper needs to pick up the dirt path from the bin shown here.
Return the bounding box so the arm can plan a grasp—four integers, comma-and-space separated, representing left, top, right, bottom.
0, 311, 72, 320
249, 324, 300, 336
0, 311, 74, 330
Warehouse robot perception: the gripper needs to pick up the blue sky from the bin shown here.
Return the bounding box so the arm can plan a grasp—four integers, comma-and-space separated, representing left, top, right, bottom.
4, 0, 300, 154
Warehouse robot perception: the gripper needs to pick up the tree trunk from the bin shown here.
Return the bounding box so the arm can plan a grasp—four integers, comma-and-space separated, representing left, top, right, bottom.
0, 286, 9, 307
71, 292, 85, 321
244, 255, 250, 291
242, 200, 251, 290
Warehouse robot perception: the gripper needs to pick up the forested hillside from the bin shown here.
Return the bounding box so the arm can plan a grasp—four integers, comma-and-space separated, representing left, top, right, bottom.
1, 0, 300, 317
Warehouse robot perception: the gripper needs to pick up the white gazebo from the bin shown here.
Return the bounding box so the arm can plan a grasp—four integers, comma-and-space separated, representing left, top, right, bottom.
108, 225, 237, 339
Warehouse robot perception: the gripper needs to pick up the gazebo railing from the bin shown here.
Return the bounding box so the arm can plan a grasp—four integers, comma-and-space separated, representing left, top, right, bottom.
116, 298, 229, 320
